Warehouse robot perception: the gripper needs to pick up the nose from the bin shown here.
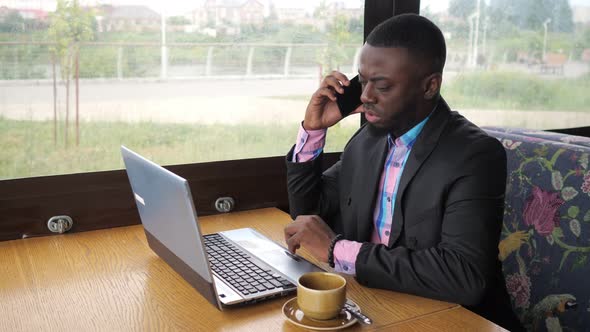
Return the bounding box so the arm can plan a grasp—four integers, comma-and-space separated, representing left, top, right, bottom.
360, 82, 375, 104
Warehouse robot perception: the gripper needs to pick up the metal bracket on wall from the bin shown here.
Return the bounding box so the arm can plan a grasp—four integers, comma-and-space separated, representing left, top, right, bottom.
215, 197, 235, 213
47, 215, 74, 234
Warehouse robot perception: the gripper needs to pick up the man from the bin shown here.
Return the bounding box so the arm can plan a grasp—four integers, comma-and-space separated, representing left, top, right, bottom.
284, 14, 522, 330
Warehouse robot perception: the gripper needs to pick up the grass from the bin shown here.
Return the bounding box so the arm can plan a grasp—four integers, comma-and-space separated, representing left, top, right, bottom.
0, 117, 358, 180
270, 72, 590, 112
3, 70, 590, 180
443, 71, 590, 111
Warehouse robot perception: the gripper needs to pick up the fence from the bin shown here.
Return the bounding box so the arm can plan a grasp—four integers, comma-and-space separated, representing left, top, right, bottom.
0, 42, 362, 81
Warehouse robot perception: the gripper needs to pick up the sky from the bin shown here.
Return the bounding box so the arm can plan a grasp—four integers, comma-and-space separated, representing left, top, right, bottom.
95, 0, 364, 15
5, 0, 590, 16
421, 0, 590, 13
5, 0, 363, 14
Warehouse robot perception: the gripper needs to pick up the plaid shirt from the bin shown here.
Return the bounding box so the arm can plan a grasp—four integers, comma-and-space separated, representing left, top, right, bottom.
293, 114, 431, 275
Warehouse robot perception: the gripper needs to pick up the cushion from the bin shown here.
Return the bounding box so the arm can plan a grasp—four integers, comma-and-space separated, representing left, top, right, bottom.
485, 128, 590, 332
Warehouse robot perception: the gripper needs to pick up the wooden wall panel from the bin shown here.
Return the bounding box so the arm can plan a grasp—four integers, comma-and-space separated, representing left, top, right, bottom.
0, 154, 340, 241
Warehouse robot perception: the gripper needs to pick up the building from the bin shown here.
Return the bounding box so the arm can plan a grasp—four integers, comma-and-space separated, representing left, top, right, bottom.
97, 5, 160, 32
0, 6, 48, 21
0, 6, 12, 21
323, 2, 363, 21
201, 0, 264, 27
275, 7, 308, 24
3, 0, 51, 11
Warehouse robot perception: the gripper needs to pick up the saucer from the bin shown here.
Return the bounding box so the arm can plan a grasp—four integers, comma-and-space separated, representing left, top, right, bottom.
282, 297, 358, 330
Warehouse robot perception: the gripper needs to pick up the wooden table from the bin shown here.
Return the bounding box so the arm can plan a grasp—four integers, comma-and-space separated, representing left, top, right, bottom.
0, 208, 506, 331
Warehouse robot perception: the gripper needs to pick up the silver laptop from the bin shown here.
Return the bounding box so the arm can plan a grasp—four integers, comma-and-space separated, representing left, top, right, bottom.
121, 146, 323, 309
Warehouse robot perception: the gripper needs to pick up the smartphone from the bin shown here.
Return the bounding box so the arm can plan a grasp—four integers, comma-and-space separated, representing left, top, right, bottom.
336, 75, 363, 118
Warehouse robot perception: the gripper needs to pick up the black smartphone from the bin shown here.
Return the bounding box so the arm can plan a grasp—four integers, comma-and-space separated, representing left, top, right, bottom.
336, 75, 363, 118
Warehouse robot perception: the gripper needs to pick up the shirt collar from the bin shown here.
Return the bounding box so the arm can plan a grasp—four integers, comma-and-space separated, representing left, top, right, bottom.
387, 107, 436, 148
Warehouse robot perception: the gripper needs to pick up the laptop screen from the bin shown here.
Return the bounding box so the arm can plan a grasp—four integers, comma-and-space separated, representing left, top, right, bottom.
121, 146, 212, 283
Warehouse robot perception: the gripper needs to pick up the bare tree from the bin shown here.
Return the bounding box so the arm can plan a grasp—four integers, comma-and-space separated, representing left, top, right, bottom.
48, 0, 94, 147
51, 54, 57, 146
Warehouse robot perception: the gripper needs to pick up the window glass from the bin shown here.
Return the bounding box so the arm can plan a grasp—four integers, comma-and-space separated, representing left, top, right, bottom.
0, 0, 364, 180
420, 0, 590, 129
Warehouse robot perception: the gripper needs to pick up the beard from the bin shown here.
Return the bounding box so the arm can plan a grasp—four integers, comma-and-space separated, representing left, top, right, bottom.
366, 120, 390, 137
365, 99, 420, 138
363, 104, 390, 137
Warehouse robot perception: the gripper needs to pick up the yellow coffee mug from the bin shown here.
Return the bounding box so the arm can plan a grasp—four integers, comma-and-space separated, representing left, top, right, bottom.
297, 272, 347, 320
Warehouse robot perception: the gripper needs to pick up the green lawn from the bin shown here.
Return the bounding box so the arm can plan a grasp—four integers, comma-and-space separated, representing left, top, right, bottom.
3, 71, 590, 180
442, 71, 590, 111
271, 72, 590, 112
0, 118, 357, 180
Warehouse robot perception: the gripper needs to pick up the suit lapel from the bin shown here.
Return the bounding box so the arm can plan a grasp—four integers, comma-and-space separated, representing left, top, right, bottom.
355, 131, 388, 242
388, 99, 451, 247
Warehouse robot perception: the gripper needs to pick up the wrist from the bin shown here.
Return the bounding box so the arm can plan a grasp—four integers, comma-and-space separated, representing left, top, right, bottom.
302, 120, 319, 131
327, 234, 344, 268
302, 116, 330, 131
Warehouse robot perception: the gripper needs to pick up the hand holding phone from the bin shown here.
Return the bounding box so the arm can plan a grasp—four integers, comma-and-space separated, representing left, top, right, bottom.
304, 72, 361, 130
336, 75, 363, 118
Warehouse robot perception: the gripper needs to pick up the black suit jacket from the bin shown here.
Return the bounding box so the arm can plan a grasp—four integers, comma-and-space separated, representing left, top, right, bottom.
286, 99, 522, 330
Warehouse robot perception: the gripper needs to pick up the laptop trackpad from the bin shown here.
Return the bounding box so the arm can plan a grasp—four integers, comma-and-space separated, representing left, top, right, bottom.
220, 228, 323, 282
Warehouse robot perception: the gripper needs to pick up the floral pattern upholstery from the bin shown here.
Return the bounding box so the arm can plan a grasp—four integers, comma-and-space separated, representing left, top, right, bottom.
485, 126, 590, 149
483, 127, 590, 332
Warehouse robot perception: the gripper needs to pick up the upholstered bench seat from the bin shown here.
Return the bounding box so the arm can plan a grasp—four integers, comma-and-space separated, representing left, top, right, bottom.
484, 127, 590, 332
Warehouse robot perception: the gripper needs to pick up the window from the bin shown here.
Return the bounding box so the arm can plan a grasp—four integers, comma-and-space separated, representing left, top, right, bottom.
420, 0, 590, 130
0, 0, 364, 180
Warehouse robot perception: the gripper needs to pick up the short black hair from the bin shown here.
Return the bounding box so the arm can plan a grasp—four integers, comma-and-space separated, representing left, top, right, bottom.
366, 14, 446, 74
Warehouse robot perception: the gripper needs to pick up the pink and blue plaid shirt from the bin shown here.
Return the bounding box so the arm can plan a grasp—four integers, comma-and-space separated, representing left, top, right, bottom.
293, 116, 430, 275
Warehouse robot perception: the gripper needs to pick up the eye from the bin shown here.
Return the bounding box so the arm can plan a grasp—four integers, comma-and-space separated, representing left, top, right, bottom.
376, 86, 390, 92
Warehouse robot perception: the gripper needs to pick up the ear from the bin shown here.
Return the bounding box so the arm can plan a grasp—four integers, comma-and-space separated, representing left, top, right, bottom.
423, 73, 442, 100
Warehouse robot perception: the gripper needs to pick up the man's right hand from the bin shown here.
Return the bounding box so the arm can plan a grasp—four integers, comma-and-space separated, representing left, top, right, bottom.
303, 71, 351, 130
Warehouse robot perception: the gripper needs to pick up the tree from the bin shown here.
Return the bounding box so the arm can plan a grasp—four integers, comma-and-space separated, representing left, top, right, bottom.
262, 2, 280, 34
448, 0, 477, 19
553, 0, 574, 33
318, 14, 351, 76
48, 0, 94, 147
489, 0, 573, 32
348, 16, 363, 41
167, 16, 191, 25
313, 0, 330, 19
0, 11, 25, 33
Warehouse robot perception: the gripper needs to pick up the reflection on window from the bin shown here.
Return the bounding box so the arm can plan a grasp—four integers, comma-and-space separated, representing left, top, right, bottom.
420, 0, 590, 129
0, 0, 364, 180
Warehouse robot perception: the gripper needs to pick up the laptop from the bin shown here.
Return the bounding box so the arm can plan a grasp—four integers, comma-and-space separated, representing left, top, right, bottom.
121, 146, 323, 309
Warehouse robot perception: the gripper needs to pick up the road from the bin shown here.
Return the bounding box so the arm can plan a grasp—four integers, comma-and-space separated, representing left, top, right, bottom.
0, 78, 327, 125
1, 77, 589, 129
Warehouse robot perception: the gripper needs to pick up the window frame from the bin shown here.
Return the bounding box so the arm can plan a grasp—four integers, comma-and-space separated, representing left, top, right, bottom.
0, 0, 417, 241
0, 155, 336, 240
12, 1, 588, 240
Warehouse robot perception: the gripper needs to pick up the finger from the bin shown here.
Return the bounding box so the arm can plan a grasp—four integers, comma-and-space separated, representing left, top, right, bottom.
320, 75, 346, 94
288, 244, 300, 255
286, 232, 302, 253
314, 87, 338, 102
328, 71, 350, 86
284, 222, 299, 241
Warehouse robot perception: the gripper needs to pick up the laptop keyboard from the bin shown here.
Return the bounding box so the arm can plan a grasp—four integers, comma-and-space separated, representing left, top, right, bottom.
203, 234, 295, 297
